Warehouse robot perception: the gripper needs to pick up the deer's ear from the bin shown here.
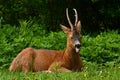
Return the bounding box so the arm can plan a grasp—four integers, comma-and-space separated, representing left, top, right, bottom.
76, 21, 81, 32
60, 24, 70, 34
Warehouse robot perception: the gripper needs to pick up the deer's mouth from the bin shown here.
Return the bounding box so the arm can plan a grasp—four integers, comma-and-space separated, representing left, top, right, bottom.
75, 47, 80, 53
75, 44, 81, 53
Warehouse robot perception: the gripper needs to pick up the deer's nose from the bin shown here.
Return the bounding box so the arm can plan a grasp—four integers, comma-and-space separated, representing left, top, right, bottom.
75, 44, 81, 48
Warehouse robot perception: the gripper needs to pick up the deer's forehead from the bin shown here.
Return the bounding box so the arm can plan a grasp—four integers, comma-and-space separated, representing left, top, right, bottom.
69, 31, 80, 37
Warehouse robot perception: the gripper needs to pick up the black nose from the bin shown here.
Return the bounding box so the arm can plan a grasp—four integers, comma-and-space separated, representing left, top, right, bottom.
75, 44, 81, 48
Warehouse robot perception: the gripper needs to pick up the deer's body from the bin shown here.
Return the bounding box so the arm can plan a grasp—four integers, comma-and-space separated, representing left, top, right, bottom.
9, 8, 82, 73
10, 48, 82, 72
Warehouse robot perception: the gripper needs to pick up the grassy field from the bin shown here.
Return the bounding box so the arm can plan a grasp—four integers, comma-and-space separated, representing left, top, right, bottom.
0, 63, 120, 80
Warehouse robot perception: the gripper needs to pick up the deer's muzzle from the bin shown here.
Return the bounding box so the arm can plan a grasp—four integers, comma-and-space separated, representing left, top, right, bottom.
75, 44, 81, 48
75, 41, 81, 53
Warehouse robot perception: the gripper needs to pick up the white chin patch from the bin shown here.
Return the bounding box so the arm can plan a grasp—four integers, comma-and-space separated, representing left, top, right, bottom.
75, 48, 79, 53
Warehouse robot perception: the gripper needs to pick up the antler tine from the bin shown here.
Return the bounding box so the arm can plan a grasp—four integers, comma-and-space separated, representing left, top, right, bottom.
73, 8, 78, 26
66, 8, 73, 31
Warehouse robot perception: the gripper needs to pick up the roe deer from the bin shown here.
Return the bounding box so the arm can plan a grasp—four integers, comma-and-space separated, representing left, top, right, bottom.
9, 8, 82, 73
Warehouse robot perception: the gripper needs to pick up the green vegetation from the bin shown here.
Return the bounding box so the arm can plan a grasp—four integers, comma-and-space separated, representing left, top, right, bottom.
0, 0, 120, 32
0, 21, 120, 68
0, 21, 119, 80
0, 21, 120, 69
81, 30, 120, 64
0, 63, 120, 80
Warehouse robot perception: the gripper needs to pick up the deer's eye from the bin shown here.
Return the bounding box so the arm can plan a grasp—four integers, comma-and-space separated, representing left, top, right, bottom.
70, 37, 74, 40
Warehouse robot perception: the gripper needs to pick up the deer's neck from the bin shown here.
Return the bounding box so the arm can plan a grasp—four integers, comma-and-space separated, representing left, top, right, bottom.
64, 39, 79, 58
64, 45, 78, 58
62, 45, 79, 69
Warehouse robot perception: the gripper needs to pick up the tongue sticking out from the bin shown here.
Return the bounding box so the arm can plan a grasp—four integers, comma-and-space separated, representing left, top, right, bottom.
75, 47, 79, 53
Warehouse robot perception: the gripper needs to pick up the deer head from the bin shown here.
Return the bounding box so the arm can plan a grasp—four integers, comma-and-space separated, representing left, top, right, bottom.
60, 8, 82, 54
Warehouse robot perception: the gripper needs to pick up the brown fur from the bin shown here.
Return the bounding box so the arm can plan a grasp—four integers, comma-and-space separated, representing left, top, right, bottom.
9, 48, 82, 73
9, 8, 82, 73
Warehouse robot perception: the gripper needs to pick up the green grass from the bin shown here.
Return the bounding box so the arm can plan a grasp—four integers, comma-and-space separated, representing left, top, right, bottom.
0, 63, 120, 80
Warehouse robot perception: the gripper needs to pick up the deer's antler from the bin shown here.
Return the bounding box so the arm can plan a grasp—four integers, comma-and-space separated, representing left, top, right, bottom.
66, 8, 73, 31
66, 8, 79, 30
73, 8, 78, 26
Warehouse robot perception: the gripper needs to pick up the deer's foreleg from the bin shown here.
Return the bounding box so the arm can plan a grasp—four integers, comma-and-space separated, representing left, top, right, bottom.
48, 62, 71, 72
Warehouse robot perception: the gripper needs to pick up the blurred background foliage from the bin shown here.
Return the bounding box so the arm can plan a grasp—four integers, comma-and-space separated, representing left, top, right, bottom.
0, 0, 120, 33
